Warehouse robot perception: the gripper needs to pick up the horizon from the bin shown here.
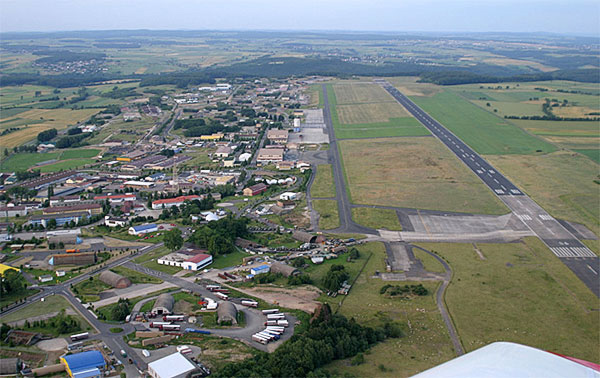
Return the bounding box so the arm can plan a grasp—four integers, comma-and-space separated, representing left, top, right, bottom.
1, 0, 598, 35
1, 28, 597, 39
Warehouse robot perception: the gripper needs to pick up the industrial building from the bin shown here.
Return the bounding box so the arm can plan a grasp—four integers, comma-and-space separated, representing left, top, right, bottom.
157, 252, 213, 271
46, 230, 82, 245
147, 352, 198, 378
0, 205, 27, 217
129, 223, 158, 235
243, 183, 268, 197
270, 262, 299, 277
267, 129, 289, 144
93, 193, 136, 203
49, 252, 96, 266
152, 293, 175, 315
43, 203, 102, 216
104, 215, 128, 228
250, 264, 270, 275
60, 350, 105, 378
217, 301, 238, 325
292, 230, 326, 244
30, 212, 89, 227
152, 195, 201, 210
256, 148, 284, 163
182, 253, 213, 271
99, 270, 132, 288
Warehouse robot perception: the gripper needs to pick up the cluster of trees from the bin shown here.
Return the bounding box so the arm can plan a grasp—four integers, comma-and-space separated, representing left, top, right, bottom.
215, 304, 401, 378
108, 298, 131, 321
99, 86, 138, 99
5, 185, 38, 202
189, 216, 248, 256
37, 128, 57, 142
380, 284, 429, 297
0, 270, 27, 297
33, 50, 106, 65
322, 265, 349, 292
164, 228, 184, 251
0, 127, 21, 136
288, 274, 312, 286
157, 197, 216, 221
55, 132, 90, 148
22, 309, 81, 335
419, 68, 599, 86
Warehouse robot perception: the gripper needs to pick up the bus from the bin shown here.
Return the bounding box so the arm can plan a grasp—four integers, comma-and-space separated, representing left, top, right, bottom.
262, 309, 279, 315
70, 332, 89, 341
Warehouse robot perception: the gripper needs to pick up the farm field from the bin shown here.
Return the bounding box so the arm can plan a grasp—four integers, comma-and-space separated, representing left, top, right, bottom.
351, 207, 402, 231
0, 108, 101, 148
486, 151, 599, 236
0, 148, 100, 171
417, 238, 599, 362
324, 241, 455, 377
310, 164, 335, 198
337, 102, 409, 124
408, 91, 557, 155
327, 84, 429, 139
312, 199, 340, 230
339, 137, 509, 214
332, 82, 396, 104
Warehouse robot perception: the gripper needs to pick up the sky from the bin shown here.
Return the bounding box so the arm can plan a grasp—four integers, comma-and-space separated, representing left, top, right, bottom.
1, 0, 598, 35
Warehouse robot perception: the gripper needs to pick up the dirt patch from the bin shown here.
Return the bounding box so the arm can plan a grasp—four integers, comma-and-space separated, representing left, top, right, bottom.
103, 236, 150, 248
37, 338, 68, 352
173, 300, 193, 314
0, 349, 46, 368
241, 285, 322, 313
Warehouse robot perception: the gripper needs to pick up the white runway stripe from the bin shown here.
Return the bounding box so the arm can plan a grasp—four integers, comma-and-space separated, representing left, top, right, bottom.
550, 247, 597, 258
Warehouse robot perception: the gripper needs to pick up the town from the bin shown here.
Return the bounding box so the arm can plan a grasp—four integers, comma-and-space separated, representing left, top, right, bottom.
0, 24, 598, 378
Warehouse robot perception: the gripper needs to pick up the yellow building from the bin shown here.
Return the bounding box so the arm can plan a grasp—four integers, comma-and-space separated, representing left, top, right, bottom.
200, 133, 224, 140
0, 263, 19, 275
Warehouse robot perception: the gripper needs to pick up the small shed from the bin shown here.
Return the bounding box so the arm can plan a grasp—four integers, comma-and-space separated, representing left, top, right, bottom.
99, 271, 131, 289
152, 293, 175, 315
217, 301, 238, 325
270, 262, 299, 277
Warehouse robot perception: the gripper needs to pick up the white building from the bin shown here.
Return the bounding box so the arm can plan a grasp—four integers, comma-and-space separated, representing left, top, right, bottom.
279, 192, 298, 201
158, 252, 213, 271
148, 352, 197, 378
105, 216, 128, 228
182, 254, 213, 271
128, 224, 158, 235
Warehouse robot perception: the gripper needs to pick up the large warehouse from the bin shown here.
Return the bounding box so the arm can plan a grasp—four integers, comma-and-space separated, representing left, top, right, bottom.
60, 350, 105, 378
152, 293, 174, 315
148, 352, 197, 378
99, 270, 132, 289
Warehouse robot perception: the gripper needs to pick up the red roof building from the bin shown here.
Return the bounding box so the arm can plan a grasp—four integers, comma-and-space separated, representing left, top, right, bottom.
152, 195, 200, 210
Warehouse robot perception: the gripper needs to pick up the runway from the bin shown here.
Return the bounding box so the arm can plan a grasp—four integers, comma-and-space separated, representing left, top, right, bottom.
378, 80, 599, 296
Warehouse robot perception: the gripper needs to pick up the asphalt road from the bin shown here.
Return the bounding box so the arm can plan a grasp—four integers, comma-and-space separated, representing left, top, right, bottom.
378, 81, 599, 297
320, 84, 377, 235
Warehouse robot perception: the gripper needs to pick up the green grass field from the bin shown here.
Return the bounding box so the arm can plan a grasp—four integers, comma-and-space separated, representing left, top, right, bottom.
1, 148, 100, 172
327, 84, 429, 139
487, 151, 599, 235
1, 295, 94, 332
351, 207, 402, 231
110, 266, 163, 284
311, 164, 336, 198
417, 239, 599, 362
313, 199, 340, 230
323, 241, 455, 377
339, 137, 509, 214
409, 91, 556, 155
332, 82, 396, 104
211, 249, 247, 269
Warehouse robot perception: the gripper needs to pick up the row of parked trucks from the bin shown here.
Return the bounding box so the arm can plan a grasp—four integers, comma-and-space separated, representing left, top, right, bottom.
252, 309, 289, 345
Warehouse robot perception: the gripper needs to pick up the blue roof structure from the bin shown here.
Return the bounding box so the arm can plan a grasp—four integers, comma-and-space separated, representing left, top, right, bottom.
132, 224, 157, 232
62, 351, 105, 377
72, 368, 101, 378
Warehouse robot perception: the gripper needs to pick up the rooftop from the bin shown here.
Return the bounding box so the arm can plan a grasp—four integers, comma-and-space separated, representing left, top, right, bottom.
148, 352, 196, 378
